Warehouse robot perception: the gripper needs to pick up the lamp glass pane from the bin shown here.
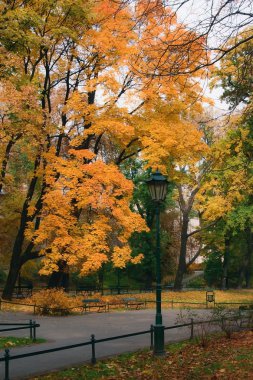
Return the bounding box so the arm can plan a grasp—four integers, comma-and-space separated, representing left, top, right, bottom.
148, 181, 168, 201
161, 183, 168, 201
161, 183, 168, 200
146, 170, 168, 201
147, 182, 156, 200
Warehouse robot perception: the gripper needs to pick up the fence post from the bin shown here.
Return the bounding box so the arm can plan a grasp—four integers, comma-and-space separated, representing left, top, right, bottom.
33, 304, 36, 315
172, 300, 174, 309
91, 334, 96, 364
190, 318, 194, 340
33, 321, 36, 341
4, 348, 10, 380
29, 319, 33, 340
150, 324, 154, 350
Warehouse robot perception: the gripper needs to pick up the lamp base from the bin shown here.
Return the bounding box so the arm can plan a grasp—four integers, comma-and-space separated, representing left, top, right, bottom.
153, 324, 165, 356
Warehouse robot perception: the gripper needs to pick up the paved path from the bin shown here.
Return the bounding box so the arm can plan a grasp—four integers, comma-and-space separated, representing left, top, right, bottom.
182, 270, 204, 286
0, 308, 211, 379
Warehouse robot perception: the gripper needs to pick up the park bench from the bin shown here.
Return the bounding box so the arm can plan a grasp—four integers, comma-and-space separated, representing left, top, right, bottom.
122, 297, 145, 310
82, 299, 107, 313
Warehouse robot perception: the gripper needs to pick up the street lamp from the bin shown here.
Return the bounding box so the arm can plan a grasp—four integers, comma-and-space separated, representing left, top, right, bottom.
146, 169, 168, 356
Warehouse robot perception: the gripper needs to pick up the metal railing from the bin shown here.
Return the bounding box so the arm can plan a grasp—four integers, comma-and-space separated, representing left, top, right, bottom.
1, 314, 252, 380
0, 320, 39, 341
1, 297, 253, 315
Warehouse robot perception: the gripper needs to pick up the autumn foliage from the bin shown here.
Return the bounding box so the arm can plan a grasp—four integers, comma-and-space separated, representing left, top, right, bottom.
29, 289, 82, 315
0, 0, 209, 297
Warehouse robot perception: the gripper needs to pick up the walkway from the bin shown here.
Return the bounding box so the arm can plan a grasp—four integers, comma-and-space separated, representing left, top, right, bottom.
0, 308, 211, 379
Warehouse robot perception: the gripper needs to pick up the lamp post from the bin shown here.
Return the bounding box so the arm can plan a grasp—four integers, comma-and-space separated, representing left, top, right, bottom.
146, 169, 168, 356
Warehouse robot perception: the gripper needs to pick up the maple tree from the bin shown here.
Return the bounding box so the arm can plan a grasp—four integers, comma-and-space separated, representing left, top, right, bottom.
0, 0, 209, 299
142, 0, 253, 76
213, 29, 253, 109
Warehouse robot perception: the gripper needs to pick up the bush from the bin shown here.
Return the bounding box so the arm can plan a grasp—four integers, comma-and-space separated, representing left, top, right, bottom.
211, 307, 242, 339
176, 309, 211, 347
29, 289, 82, 316
187, 277, 206, 289
204, 252, 223, 287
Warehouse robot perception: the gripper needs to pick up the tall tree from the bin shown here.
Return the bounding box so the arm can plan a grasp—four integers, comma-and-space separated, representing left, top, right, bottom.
0, 0, 208, 298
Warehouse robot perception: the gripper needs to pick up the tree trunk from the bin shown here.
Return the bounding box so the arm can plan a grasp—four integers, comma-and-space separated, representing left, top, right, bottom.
174, 213, 188, 290
236, 227, 252, 289
2, 154, 41, 299
222, 234, 230, 290
237, 265, 244, 289
2, 253, 22, 300
98, 265, 104, 295
48, 261, 69, 291
245, 226, 252, 288
2, 217, 27, 299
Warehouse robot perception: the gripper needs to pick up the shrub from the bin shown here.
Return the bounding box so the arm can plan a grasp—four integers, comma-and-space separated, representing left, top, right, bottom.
187, 277, 206, 289
211, 307, 242, 339
176, 309, 211, 347
204, 252, 223, 287
29, 289, 82, 316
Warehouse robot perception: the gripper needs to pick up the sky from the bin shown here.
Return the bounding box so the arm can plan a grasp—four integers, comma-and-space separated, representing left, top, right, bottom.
173, 0, 229, 112
170, 0, 252, 113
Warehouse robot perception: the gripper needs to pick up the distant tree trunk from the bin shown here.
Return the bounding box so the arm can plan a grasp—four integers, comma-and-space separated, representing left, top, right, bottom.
222, 234, 230, 290
237, 226, 252, 289
245, 226, 252, 288
174, 212, 188, 290
98, 265, 104, 294
238, 265, 244, 289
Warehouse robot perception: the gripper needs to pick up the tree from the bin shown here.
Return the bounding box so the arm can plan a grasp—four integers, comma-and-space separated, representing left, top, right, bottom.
213, 29, 253, 108
211, 32, 253, 288
123, 159, 176, 287
0, 0, 209, 298
197, 118, 253, 288
142, 0, 253, 75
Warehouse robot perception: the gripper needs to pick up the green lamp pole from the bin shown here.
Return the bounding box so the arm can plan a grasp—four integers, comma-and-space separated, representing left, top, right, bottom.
146, 169, 168, 356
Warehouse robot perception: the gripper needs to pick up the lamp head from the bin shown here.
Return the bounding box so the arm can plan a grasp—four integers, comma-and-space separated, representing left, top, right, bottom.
146, 169, 168, 202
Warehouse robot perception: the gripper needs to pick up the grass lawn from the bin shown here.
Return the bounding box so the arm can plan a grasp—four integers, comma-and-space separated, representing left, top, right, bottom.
0, 336, 46, 349
1, 289, 253, 313
101, 289, 253, 308
29, 330, 253, 380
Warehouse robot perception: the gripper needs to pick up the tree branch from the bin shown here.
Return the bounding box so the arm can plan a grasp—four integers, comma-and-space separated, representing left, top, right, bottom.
187, 218, 221, 238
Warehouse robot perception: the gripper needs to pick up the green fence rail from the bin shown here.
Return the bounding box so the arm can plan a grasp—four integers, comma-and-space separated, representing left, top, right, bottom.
0, 314, 252, 380
0, 320, 39, 341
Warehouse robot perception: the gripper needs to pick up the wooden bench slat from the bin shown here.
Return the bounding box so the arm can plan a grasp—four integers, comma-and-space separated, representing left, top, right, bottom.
82, 299, 107, 313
